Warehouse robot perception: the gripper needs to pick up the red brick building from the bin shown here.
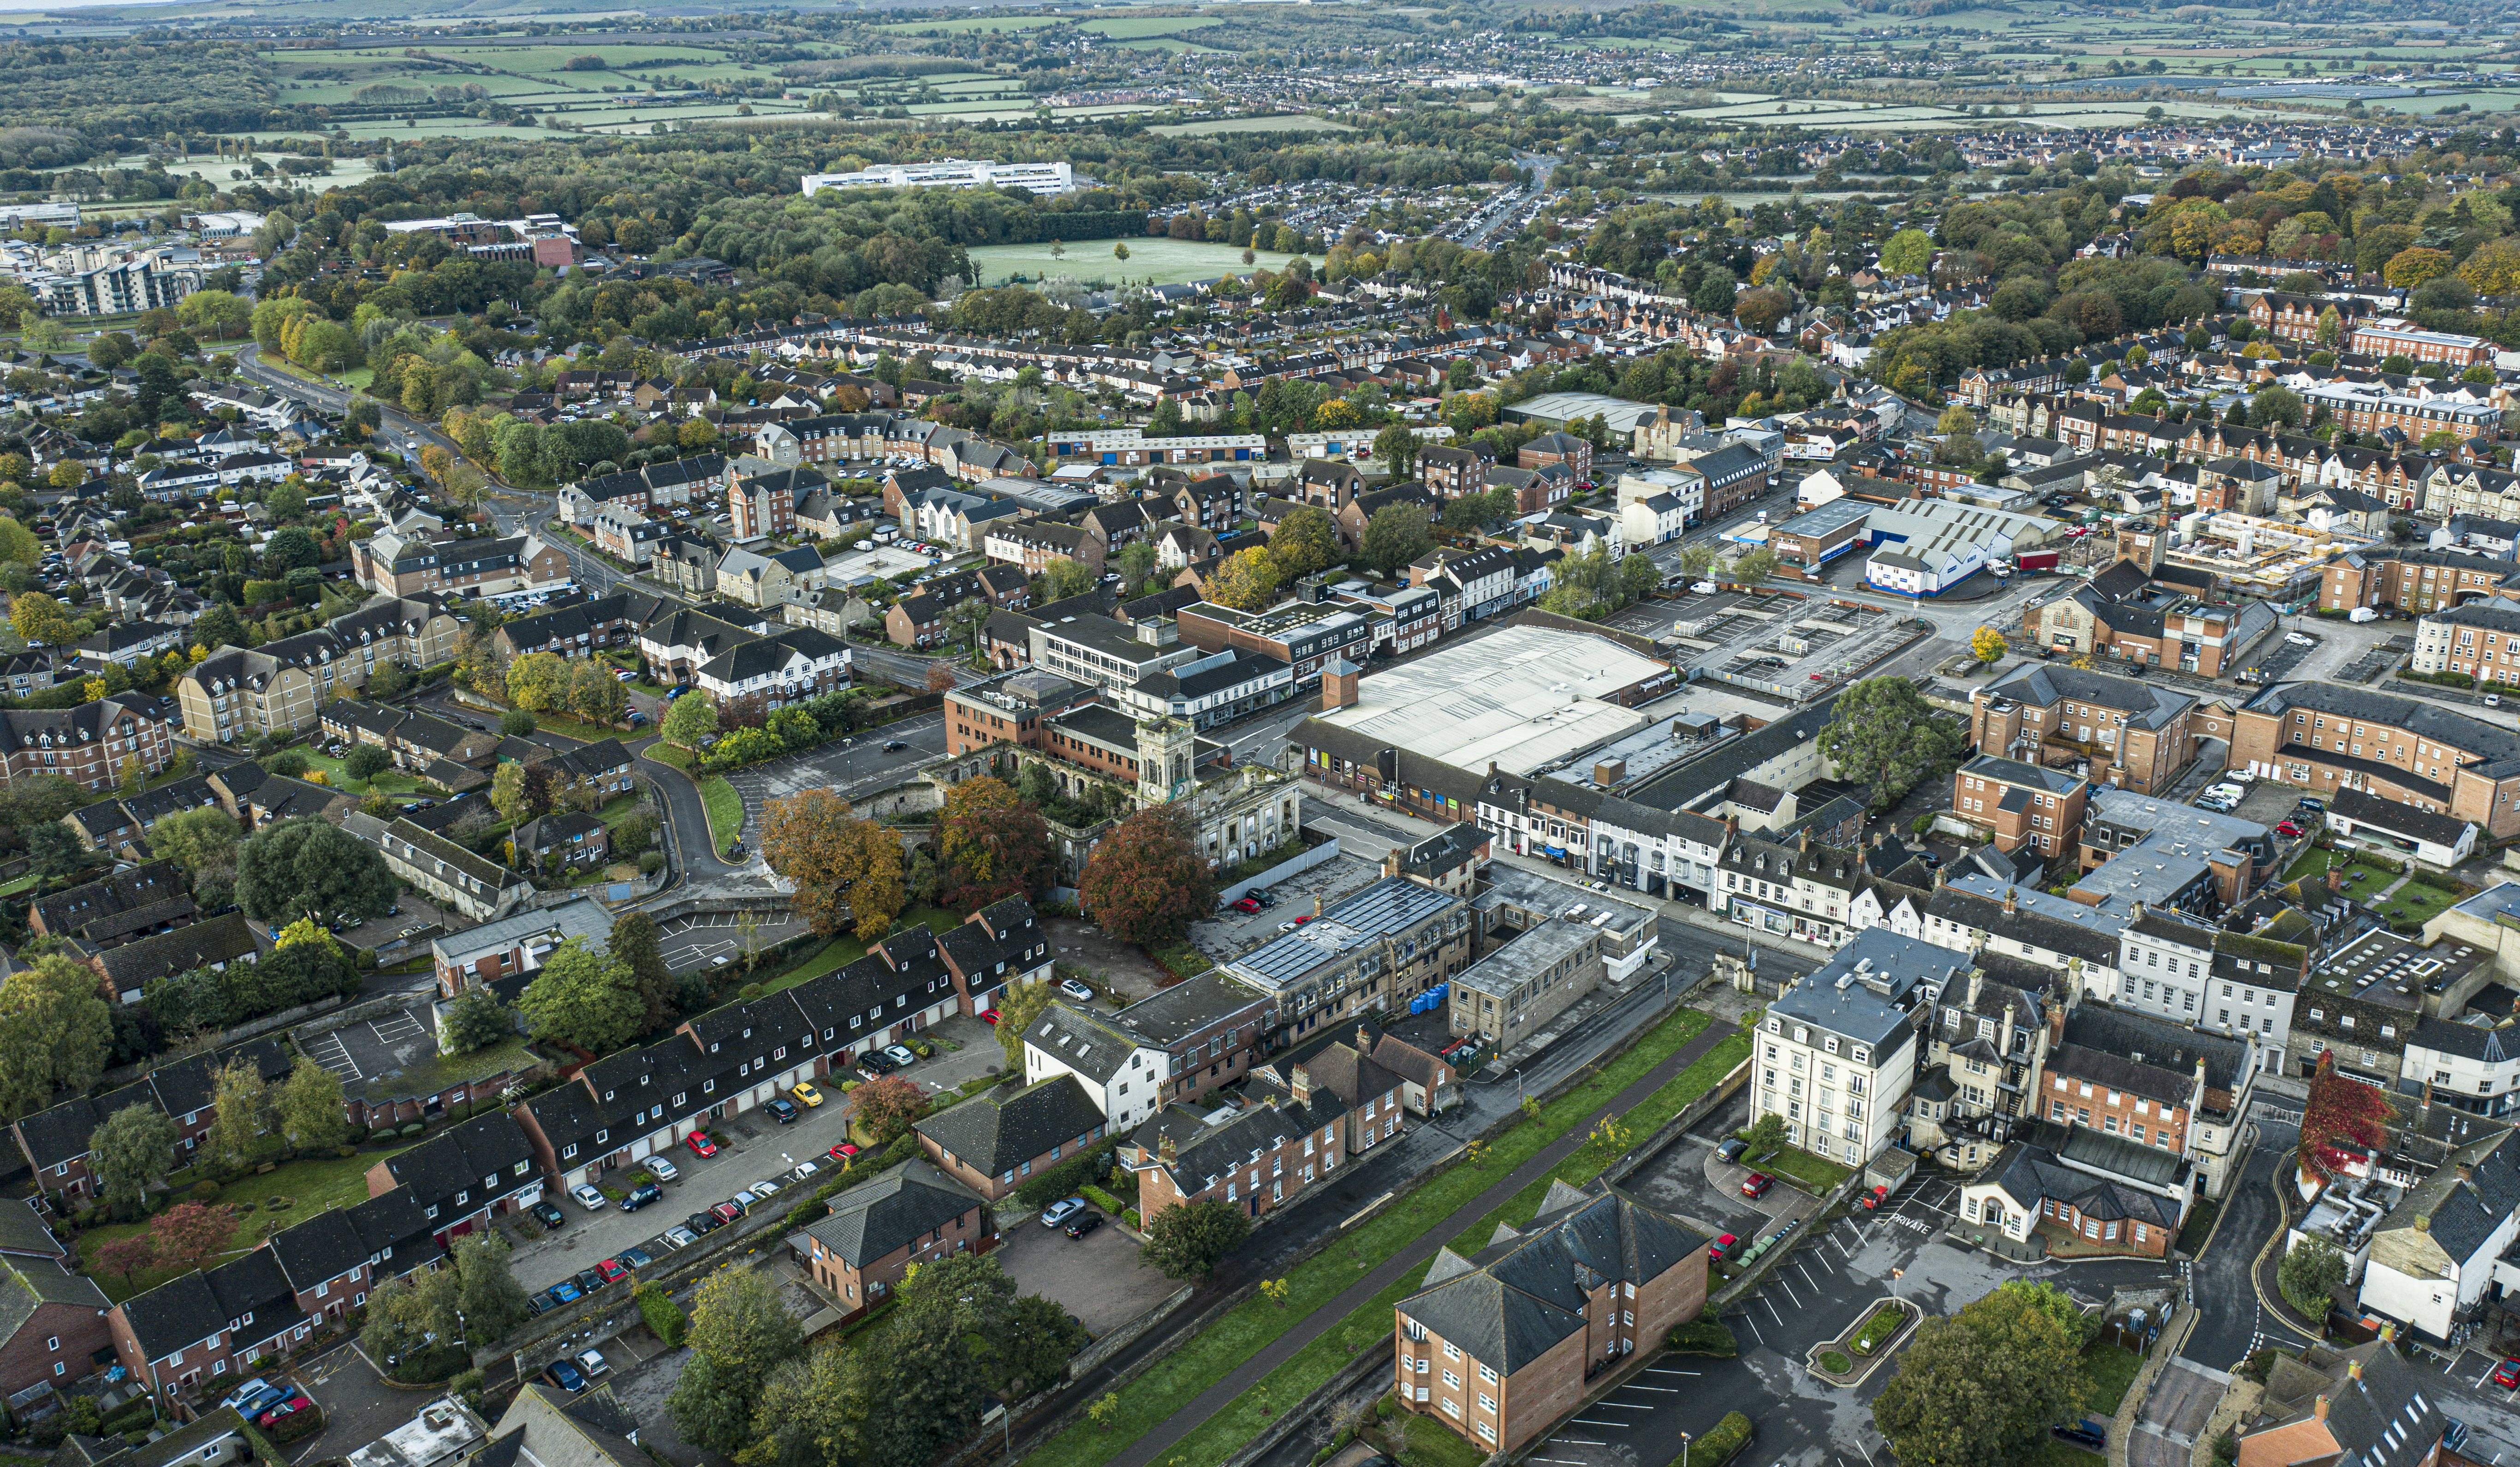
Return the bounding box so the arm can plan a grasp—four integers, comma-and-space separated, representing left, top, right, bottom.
1950, 755, 2090, 859
794, 1160, 997, 1323
914, 1075, 1108, 1201
1394, 1186, 1708, 1455
1122, 1072, 1348, 1227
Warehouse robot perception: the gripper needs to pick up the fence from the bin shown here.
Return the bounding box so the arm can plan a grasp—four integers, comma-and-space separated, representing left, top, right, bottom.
95, 990, 390, 1086
1213, 836, 1345, 906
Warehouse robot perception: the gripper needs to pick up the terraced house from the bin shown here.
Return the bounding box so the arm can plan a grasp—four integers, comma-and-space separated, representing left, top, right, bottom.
367, 1111, 544, 1247
12, 1041, 291, 1204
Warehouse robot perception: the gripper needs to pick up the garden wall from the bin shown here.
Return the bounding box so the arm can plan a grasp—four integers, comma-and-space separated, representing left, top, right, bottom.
1214, 836, 1344, 906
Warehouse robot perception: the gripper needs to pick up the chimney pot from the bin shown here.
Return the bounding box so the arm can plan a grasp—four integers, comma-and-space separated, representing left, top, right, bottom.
1158, 1130, 1177, 1165
2315, 1394, 2331, 1421
2349, 1358, 2364, 1383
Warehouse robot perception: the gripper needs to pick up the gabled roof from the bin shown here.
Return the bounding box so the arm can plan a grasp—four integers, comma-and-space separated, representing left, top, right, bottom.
801, 1159, 985, 1266
915, 1075, 1105, 1176
1397, 1185, 1704, 1371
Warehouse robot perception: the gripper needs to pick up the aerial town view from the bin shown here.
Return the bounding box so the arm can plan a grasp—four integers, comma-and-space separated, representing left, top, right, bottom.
11, 2, 2520, 1467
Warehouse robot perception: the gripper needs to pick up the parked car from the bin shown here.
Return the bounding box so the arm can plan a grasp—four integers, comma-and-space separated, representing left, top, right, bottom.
687, 1132, 719, 1157
542, 1360, 588, 1394
828, 1142, 862, 1162
577, 1349, 610, 1379
1231, 897, 1262, 914
1860, 1184, 1891, 1210
2494, 1358, 2520, 1390
594, 1259, 626, 1286
1058, 978, 1096, 1002
574, 1268, 606, 1294
1741, 1172, 1774, 1200
619, 1247, 655, 1270
711, 1200, 745, 1224
2053, 1422, 2108, 1452
979, 1008, 1001, 1026
1041, 1196, 1088, 1228
790, 1082, 824, 1108
859, 1050, 898, 1074
529, 1200, 566, 1229
219, 1380, 273, 1415
687, 1211, 720, 1236
571, 1184, 606, 1210
1065, 1211, 1105, 1240
881, 739, 908, 752
1715, 1138, 1749, 1164
547, 1280, 582, 1305
2298, 797, 2327, 812
882, 1043, 918, 1067
765, 1098, 800, 1124
2276, 820, 2306, 838
751, 1176, 783, 1197
646, 1157, 680, 1183
1708, 1233, 1742, 1263
663, 1226, 699, 1249
621, 1184, 662, 1212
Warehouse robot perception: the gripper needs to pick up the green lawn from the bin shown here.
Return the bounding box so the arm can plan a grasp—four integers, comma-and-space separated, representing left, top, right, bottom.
79, 1144, 404, 1303
2176, 1195, 2222, 1258
1025, 1012, 1744, 1467
2082, 1342, 2143, 1417
761, 907, 966, 992
0, 870, 38, 898
2376, 878, 2467, 930
295, 747, 433, 798
699, 775, 743, 850
1748, 1144, 1856, 1194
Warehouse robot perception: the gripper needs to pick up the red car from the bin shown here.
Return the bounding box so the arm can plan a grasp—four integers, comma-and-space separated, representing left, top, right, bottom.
1707, 1233, 1740, 1263
827, 1142, 861, 1162
1861, 1184, 1891, 1211
1741, 1172, 1774, 1200
257, 1395, 309, 1427
2276, 820, 2306, 837
710, 1201, 743, 1224
685, 1133, 719, 1158
1231, 897, 1262, 914
594, 1259, 626, 1285
1293, 914, 1314, 926
980, 1008, 1001, 1025
2496, 1358, 2520, 1390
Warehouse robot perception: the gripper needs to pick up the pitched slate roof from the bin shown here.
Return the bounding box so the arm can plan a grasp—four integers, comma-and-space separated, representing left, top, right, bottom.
915, 1075, 1106, 1177
801, 1159, 985, 1266
1397, 1185, 1704, 1372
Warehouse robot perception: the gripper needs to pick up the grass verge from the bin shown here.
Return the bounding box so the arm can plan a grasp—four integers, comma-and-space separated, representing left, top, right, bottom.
1751, 1144, 1856, 1194
700, 775, 743, 850
2175, 1194, 2222, 1257
759, 906, 965, 992
2081, 1341, 2142, 1417
1025, 1014, 1744, 1467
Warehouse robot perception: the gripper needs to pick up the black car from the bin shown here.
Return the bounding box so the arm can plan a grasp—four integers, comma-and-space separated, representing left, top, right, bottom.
765, 1098, 800, 1124
530, 1200, 566, 1228
688, 1211, 721, 1236
1715, 1138, 1749, 1164
575, 1268, 606, 1294
881, 739, 908, 752
858, 1051, 898, 1075
621, 1185, 662, 1211
1064, 1212, 1104, 1240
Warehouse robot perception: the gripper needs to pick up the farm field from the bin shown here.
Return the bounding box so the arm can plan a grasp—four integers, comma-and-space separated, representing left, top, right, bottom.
1108, 37, 1224, 53
1081, 14, 1223, 36
872, 15, 1054, 32
1150, 114, 1358, 136
964, 237, 1301, 286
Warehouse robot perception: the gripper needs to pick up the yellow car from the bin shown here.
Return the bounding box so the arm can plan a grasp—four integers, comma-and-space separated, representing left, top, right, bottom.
790, 1082, 825, 1109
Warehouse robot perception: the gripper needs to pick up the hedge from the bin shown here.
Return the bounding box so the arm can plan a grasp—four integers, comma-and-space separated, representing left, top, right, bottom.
99, 1400, 157, 1435
1698, 1411, 1754, 1467
636, 1282, 687, 1348
1014, 1139, 1123, 1211
390, 1343, 471, 1384
1080, 1183, 1123, 1215
264, 1407, 326, 1447
1666, 1319, 1738, 1357
781, 1132, 921, 1230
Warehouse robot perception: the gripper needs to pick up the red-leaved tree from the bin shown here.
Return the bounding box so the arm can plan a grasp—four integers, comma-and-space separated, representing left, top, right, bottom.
934, 775, 1057, 910
96, 1236, 156, 1287
852, 1073, 928, 1145
1077, 807, 1215, 948
2299, 1050, 2394, 1184
148, 1202, 230, 1274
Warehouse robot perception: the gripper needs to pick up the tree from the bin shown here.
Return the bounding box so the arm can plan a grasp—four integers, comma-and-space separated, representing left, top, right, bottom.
1996, 1280, 2098, 1347
234, 817, 396, 924
2279, 1237, 2349, 1318
1142, 1197, 1252, 1278
1113, 242, 1130, 262
276, 1053, 347, 1153
661, 689, 718, 748
1361, 503, 1434, 577
2461, 237, 2520, 299
610, 910, 674, 1032
1078, 807, 1214, 947
344, 744, 392, 783
666, 1351, 753, 1454
1039, 556, 1096, 601
2299, 1050, 2393, 1184
200, 1060, 269, 1174
489, 762, 529, 826
1730, 548, 1780, 584
933, 775, 1056, 907
570, 660, 629, 726
2384, 247, 2455, 290
499, 708, 538, 738
1742, 1112, 1788, 1158
148, 1202, 232, 1275
9, 591, 75, 647
440, 990, 513, 1054
451, 1231, 532, 1341
993, 977, 1059, 1071
1818, 677, 1966, 811
761, 789, 904, 940
96, 1235, 157, 1287
854, 1073, 928, 1144
518, 936, 644, 1055
1269, 507, 1340, 579
2250, 386, 2305, 430
687, 1267, 802, 1403
1971, 627, 2007, 665
0, 955, 114, 1119
24, 823, 90, 885
1879, 228, 1934, 277
506, 650, 569, 713
1114, 540, 1160, 596
1205, 546, 1283, 612
1373, 423, 1420, 480
1872, 1282, 2088, 1467
89, 1102, 180, 1215
1932, 404, 1984, 466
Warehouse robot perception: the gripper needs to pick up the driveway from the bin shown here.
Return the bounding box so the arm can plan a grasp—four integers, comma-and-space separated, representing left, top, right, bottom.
2130, 1360, 2224, 1467
655, 910, 810, 974
909, 1013, 1007, 1095
995, 1210, 1170, 1339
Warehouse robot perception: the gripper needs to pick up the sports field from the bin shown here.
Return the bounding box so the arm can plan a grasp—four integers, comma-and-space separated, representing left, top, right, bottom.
965, 237, 1303, 286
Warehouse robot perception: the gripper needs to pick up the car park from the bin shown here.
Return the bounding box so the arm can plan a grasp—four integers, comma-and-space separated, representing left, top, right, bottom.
1041, 1196, 1088, 1228
751, 1176, 782, 1197
1741, 1172, 1774, 1199
663, 1226, 699, 1248
577, 1349, 609, 1379
687, 1210, 720, 1235
548, 1280, 582, 1305
574, 1268, 606, 1294
619, 1247, 655, 1270
621, 1184, 662, 1211
219, 1380, 273, 1414
594, 1259, 626, 1286
712, 1199, 745, 1223
256, 1395, 309, 1427
2494, 1358, 2520, 1390
571, 1184, 606, 1210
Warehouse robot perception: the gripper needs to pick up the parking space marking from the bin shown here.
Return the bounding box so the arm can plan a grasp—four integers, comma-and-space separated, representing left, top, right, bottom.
1776, 1278, 1804, 1311
1594, 1402, 1655, 1411
302, 1031, 361, 1082
1764, 1298, 1784, 1328
1646, 1368, 1699, 1377
1622, 1385, 1682, 1393
1572, 1418, 1628, 1428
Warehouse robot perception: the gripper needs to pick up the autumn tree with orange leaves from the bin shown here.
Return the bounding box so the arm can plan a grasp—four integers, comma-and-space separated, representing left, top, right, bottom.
933, 775, 1056, 910
2299, 1050, 2394, 1184
761, 789, 903, 940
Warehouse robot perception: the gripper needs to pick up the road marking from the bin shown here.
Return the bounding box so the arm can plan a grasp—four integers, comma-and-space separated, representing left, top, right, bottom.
1572, 1419, 1628, 1428
1777, 1278, 1804, 1311
1622, 1385, 1682, 1393
1646, 1368, 1699, 1377
1594, 1402, 1655, 1410
1796, 1262, 1821, 1291
1764, 1299, 1784, 1327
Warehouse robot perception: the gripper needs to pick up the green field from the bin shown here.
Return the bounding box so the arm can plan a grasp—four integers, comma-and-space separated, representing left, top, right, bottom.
873, 15, 1055, 32
1108, 37, 1224, 53
1151, 114, 1358, 136
965, 237, 1303, 286
1081, 14, 1223, 36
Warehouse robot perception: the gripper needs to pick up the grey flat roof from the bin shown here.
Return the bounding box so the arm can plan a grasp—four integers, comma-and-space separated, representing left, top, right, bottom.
1454, 919, 1599, 999
1772, 499, 1871, 539
1471, 863, 1654, 938
1225, 877, 1460, 992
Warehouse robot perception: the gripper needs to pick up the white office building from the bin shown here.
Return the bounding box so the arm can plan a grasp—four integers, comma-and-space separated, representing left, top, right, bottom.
801, 160, 1079, 197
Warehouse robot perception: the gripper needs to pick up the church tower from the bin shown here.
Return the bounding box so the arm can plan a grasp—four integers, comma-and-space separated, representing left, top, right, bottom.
1135, 717, 1195, 805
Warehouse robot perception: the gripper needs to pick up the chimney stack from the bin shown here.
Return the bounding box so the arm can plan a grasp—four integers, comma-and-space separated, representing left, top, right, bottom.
2349, 1358, 2365, 1383
1292, 1065, 1313, 1107
1158, 1130, 1177, 1166
1358, 1024, 1373, 1054
2315, 1395, 2331, 1422
2004, 886, 2019, 916
2048, 999, 2067, 1046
